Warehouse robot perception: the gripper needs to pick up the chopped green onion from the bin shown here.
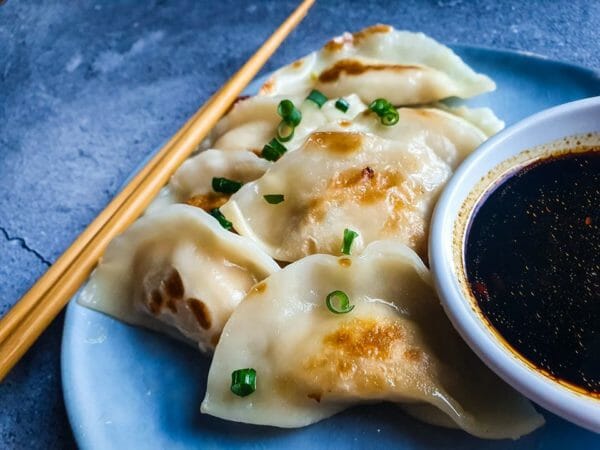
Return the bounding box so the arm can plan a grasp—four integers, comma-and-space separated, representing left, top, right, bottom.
263, 194, 285, 204
306, 89, 328, 108
325, 290, 354, 314
341, 228, 359, 255
276, 121, 295, 142
277, 99, 302, 126
368, 98, 399, 126
262, 138, 287, 161
369, 98, 391, 115
230, 368, 256, 397
209, 208, 233, 231
212, 177, 243, 194
335, 98, 349, 113
382, 109, 399, 126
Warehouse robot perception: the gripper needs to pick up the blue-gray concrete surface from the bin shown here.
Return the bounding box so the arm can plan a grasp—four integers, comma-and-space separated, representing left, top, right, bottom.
0, 1, 598, 448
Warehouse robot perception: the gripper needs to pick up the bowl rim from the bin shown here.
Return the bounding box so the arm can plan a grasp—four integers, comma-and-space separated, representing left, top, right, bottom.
428, 95, 600, 433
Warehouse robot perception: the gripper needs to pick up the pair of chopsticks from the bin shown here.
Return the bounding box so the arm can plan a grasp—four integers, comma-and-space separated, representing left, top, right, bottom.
0, 0, 315, 381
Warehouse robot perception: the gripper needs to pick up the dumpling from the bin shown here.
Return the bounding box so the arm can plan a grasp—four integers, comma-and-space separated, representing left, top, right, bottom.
221, 130, 452, 262
322, 105, 502, 168
201, 240, 544, 439
210, 94, 366, 153
436, 103, 505, 137
78, 204, 280, 352
147, 149, 270, 213
259, 24, 495, 105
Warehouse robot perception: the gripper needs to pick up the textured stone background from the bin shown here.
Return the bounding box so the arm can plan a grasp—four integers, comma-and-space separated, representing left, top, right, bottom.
0, 0, 598, 448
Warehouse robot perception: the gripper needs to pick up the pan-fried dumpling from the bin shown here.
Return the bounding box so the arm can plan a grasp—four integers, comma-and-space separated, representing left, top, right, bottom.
147, 149, 270, 213
259, 25, 495, 105
221, 130, 452, 262
211, 94, 366, 153
201, 241, 544, 439
321, 106, 501, 168
78, 204, 279, 352
436, 103, 505, 137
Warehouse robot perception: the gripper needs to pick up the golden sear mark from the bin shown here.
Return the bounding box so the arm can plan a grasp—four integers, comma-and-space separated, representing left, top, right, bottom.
185, 192, 229, 211
323, 24, 392, 52
291, 59, 304, 69
259, 77, 276, 95
251, 281, 267, 294
164, 269, 184, 299
306, 131, 363, 155
210, 332, 221, 347
338, 257, 352, 267
323, 318, 403, 361
307, 392, 322, 403
165, 298, 178, 314
186, 298, 212, 329
330, 167, 404, 205
147, 289, 163, 315
323, 32, 354, 52
338, 120, 352, 128
318, 59, 421, 83
353, 24, 392, 42
300, 165, 416, 231
403, 348, 422, 362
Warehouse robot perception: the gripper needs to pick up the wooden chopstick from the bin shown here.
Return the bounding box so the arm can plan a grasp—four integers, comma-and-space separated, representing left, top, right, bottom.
0, 0, 315, 381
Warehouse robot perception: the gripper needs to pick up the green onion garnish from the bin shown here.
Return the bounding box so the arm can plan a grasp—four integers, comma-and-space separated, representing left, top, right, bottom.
262, 138, 287, 161
212, 177, 243, 194
325, 290, 354, 314
306, 89, 328, 108
209, 208, 233, 231
341, 228, 359, 255
368, 98, 399, 126
230, 368, 256, 397
382, 109, 399, 126
263, 194, 285, 204
335, 98, 349, 113
369, 98, 391, 115
277, 99, 302, 126
276, 121, 295, 142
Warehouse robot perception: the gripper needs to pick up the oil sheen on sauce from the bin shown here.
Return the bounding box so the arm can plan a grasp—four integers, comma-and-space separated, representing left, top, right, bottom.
465, 149, 599, 396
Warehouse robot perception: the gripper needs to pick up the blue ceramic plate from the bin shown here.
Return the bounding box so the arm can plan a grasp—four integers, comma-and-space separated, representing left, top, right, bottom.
62, 47, 600, 450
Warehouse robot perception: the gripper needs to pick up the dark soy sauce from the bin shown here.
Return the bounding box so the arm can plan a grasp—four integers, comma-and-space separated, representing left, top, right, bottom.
465, 149, 600, 396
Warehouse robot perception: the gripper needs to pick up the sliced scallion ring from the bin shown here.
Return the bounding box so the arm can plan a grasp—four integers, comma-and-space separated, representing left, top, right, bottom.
335, 98, 349, 113
369, 98, 391, 115
209, 208, 233, 231
382, 110, 399, 126
263, 194, 285, 204
276, 121, 295, 142
277, 99, 302, 126
306, 89, 328, 108
262, 138, 287, 161
368, 98, 399, 126
211, 177, 243, 194
325, 290, 354, 314
230, 368, 256, 397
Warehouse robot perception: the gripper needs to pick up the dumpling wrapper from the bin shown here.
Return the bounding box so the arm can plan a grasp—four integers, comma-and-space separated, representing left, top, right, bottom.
210, 94, 366, 154
201, 241, 544, 439
147, 149, 270, 214
324, 105, 502, 168
221, 130, 452, 262
260, 24, 495, 105
78, 204, 280, 352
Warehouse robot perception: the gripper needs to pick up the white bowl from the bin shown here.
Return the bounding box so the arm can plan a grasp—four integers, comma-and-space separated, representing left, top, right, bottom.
429, 96, 600, 433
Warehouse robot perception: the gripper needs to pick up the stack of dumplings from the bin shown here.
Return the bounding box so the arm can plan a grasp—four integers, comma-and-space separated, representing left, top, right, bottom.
79, 25, 545, 439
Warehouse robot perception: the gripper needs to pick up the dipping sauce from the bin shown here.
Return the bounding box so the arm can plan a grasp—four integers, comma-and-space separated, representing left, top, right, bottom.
465, 149, 600, 396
